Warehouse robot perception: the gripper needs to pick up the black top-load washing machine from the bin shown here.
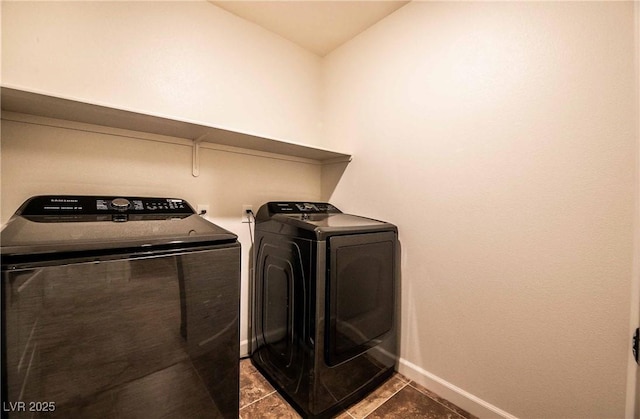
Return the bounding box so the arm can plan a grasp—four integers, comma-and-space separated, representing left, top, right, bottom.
1, 195, 240, 418
250, 202, 398, 418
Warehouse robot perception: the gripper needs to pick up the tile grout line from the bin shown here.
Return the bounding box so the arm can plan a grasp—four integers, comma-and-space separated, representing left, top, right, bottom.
407, 382, 467, 419
239, 389, 278, 412
359, 380, 410, 419
344, 410, 357, 419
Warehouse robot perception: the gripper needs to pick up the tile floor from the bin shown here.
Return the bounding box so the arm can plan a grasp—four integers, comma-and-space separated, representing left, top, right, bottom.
239, 358, 477, 419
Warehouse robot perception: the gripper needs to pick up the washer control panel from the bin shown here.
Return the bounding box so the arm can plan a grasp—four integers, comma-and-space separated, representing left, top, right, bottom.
267, 202, 341, 214
20, 195, 195, 220
93, 197, 190, 213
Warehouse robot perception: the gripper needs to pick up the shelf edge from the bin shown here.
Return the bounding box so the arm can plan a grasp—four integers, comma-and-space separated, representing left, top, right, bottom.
0, 86, 352, 164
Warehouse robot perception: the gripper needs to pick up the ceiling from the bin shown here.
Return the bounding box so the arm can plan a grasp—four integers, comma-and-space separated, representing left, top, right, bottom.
209, 1, 410, 56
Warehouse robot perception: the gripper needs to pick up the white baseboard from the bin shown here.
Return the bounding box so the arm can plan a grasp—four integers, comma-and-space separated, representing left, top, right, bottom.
240, 339, 249, 358
398, 358, 518, 419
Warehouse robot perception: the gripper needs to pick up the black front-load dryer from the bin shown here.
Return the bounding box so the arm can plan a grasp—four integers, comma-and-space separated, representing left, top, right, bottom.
250, 202, 398, 418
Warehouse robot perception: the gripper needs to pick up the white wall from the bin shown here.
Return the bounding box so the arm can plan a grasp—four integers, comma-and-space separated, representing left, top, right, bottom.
323, 2, 637, 418
0, 0, 326, 357
630, 3, 640, 418
1, 1, 323, 146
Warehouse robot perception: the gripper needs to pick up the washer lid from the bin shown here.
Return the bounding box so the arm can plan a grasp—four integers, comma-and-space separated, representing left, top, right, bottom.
1, 195, 238, 258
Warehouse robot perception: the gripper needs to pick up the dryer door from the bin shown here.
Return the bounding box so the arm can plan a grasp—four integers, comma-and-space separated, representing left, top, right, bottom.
325, 231, 396, 366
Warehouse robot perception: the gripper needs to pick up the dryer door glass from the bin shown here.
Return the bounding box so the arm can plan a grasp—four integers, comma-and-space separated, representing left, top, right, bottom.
326, 231, 395, 366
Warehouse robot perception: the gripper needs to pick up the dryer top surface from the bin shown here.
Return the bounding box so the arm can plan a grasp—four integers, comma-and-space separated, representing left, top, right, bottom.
256, 202, 397, 239
272, 213, 391, 230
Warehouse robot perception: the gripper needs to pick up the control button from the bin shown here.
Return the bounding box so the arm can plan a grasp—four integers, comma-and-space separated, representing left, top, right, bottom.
111, 198, 131, 211
296, 203, 317, 212
112, 214, 128, 222
96, 200, 109, 210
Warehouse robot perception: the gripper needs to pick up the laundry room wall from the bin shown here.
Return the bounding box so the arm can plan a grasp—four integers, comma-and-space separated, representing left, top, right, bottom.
0, 0, 326, 356
323, 2, 637, 418
1, 0, 323, 147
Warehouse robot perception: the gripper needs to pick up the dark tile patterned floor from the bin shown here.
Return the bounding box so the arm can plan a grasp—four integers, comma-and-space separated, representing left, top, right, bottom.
239, 359, 477, 419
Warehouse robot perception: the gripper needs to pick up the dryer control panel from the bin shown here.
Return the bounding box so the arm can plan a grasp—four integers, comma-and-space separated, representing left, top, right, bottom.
266, 202, 341, 214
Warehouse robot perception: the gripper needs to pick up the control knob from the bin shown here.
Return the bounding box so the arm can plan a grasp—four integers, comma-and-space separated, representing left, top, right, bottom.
111, 198, 131, 212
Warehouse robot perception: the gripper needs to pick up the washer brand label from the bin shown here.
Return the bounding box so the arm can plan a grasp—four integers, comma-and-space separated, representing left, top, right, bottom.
50, 198, 78, 203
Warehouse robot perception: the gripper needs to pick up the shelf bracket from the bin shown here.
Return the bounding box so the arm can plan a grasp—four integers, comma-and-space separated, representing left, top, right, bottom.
192, 134, 207, 177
